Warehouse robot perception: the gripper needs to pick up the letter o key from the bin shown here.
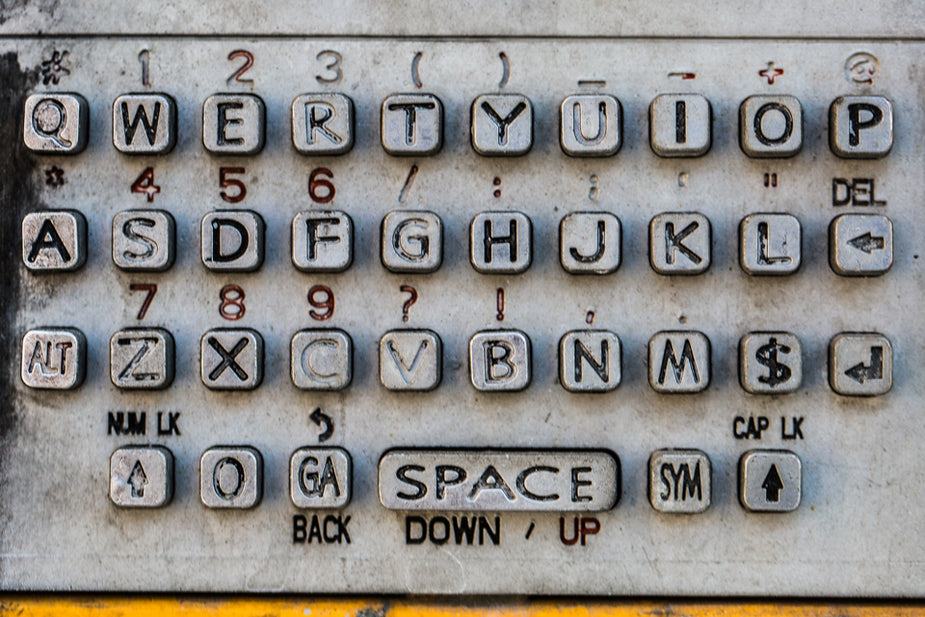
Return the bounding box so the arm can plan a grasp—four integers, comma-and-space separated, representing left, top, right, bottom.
199, 447, 263, 509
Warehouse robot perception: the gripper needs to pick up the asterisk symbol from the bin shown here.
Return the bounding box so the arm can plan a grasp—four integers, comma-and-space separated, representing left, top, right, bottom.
44, 166, 65, 188
758, 61, 784, 85
41, 50, 71, 85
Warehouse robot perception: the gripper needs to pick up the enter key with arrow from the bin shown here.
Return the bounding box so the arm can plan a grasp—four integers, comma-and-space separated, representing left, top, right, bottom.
845, 346, 883, 384
830, 333, 893, 396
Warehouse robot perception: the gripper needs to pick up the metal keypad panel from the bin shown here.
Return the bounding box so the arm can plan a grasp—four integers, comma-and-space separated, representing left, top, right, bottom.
1, 38, 924, 597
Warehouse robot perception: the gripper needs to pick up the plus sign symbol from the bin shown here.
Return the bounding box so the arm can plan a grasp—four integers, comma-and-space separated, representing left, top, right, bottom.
759, 61, 785, 84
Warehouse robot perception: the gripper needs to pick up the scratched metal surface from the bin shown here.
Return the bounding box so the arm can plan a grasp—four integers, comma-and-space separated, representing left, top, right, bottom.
0, 2, 924, 38
0, 38, 923, 595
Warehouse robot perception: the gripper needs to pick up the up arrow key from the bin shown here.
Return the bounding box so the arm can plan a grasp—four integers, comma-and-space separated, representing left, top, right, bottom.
128, 460, 148, 498
761, 465, 783, 502
739, 450, 801, 512
847, 231, 885, 254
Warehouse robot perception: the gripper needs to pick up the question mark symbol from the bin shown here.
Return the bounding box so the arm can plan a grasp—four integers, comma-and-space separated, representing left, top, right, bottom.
400, 285, 418, 322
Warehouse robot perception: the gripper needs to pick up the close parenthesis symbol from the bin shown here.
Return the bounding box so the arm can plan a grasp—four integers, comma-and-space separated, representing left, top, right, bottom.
411, 52, 423, 88
498, 52, 510, 89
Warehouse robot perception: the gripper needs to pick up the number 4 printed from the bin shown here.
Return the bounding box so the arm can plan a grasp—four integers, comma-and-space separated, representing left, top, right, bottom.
131, 167, 161, 202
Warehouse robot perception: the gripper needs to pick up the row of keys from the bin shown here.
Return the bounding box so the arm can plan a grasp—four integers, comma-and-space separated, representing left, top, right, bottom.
23, 327, 893, 396
23, 210, 894, 276
25, 92, 893, 159
111, 446, 802, 513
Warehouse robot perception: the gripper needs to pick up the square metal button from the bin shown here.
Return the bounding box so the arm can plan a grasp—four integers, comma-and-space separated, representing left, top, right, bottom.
21, 327, 86, 390
202, 93, 265, 155
112, 93, 177, 154
201, 210, 265, 272
829, 95, 893, 159
471, 94, 533, 156
649, 212, 711, 275
200, 446, 263, 509
292, 93, 355, 155
648, 330, 711, 393
829, 213, 893, 276
291, 329, 353, 391
740, 332, 803, 394
110, 328, 175, 390
469, 330, 531, 392
22, 210, 87, 272
740, 95, 802, 158
110, 446, 174, 508
112, 209, 176, 272
470, 211, 532, 274
201, 328, 264, 390
23, 93, 88, 154
559, 330, 621, 392
649, 449, 711, 513
739, 450, 801, 512
381, 210, 443, 273
379, 329, 442, 391
559, 94, 622, 157
381, 93, 443, 156
829, 332, 893, 396
649, 93, 712, 157
290, 447, 352, 509
739, 213, 801, 276
559, 212, 621, 274
292, 211, 354, 273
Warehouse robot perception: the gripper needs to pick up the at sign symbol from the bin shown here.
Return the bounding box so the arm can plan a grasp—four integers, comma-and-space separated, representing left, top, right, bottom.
845, 52, 879, 85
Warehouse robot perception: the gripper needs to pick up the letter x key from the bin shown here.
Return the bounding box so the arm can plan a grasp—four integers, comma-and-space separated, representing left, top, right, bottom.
201, 328, 263, 390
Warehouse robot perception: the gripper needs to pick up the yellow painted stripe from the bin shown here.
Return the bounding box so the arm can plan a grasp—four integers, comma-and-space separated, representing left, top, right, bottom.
1, 597, 924, 617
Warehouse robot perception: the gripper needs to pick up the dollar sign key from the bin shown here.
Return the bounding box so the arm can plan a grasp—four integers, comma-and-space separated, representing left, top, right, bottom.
756, 337, 792, 387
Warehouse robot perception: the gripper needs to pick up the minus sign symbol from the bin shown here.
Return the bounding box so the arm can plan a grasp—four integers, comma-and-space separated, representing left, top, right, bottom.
577, 80, 607, 88
668, 72, 697, 80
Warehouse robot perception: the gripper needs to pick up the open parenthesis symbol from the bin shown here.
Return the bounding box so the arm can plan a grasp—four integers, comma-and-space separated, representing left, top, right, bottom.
411, 52, 423, 88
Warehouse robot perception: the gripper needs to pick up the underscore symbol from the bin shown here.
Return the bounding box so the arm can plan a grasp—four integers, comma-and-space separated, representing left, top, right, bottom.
762, 465, 783, 502
756, 337, 792, 387
309, 407, 334, 443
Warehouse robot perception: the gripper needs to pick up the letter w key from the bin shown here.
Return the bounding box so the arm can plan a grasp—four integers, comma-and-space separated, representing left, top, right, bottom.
112, 94, 177, 154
